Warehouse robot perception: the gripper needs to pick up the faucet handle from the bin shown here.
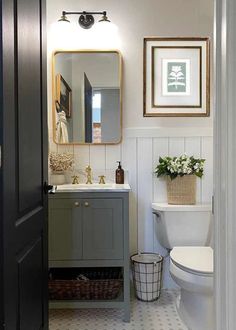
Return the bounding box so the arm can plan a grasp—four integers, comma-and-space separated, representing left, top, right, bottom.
98, 175, 106, 184
72, 175, 79, 184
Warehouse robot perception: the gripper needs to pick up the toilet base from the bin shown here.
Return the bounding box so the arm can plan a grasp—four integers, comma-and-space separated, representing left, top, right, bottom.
176, 289, 214, 330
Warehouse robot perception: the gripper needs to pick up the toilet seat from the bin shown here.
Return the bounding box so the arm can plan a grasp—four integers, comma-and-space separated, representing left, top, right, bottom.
170, 246, 213, 276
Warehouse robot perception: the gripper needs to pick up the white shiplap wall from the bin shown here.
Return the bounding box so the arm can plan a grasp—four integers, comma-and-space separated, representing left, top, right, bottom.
136, 135, 213, 252
49, 127, 213, 288
123, 129, 213, 288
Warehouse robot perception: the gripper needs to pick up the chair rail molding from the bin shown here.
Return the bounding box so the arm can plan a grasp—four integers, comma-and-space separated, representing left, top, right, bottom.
214, 0, 236, 329
124, 127, 213, 138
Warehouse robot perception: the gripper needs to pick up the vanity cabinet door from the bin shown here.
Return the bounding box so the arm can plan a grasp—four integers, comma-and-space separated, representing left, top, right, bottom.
82, 199, 123, 259
49, 199, 82, 260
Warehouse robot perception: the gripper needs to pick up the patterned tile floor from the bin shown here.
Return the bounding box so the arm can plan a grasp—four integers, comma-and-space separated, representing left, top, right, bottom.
49, 290, 187, 330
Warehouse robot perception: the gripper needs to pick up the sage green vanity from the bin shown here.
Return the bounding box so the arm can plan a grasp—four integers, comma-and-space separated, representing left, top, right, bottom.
48, 184, 130, 322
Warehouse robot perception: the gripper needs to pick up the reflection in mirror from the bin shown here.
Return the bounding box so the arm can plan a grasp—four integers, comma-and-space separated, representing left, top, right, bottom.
53, 51, 122, 144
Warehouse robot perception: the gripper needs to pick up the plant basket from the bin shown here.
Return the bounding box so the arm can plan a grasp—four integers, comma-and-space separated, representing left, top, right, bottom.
166, 175, 196, 205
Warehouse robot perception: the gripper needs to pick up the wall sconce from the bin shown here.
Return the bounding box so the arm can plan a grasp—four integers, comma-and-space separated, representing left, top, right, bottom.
58, 10, 112, 29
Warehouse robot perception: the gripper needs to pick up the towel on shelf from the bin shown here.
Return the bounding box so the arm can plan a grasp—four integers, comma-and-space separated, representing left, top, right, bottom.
56, 111, 69, 143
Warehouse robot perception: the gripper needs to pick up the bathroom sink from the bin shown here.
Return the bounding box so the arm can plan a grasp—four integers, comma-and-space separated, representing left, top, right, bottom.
58, 183, 113, 189
56, 183, 131, 192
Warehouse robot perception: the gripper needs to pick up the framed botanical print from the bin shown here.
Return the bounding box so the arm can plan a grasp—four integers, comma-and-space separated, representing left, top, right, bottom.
143, 37, 210, 117
56, 74, 72, 118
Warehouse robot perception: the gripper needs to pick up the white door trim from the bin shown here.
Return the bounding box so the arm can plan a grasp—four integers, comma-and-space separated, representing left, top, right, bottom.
214, 0, 236, 328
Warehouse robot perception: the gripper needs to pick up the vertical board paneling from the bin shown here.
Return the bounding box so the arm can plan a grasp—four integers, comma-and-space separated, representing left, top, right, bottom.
184, 137, 201, 158
152, 137, 172, 287
185, 137, 202, 203
122, 138, 138, 254
201, 137, 213, 202
105, 145, 121, 170
168, 137, 185, 156
137, 138, 153, 252
89, 145, 106, 170
153, 138, 169, 202
74, 145, 90, 170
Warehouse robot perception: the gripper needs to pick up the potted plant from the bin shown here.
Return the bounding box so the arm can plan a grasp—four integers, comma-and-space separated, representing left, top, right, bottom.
49, 152, 74, 185
154, 154, 205, 205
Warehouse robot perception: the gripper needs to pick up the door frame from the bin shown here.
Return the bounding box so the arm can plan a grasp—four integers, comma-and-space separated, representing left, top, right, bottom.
214, 0, 236, 328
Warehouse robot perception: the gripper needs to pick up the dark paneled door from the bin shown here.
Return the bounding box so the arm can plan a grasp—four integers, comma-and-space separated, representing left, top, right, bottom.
0, 0, 48, 329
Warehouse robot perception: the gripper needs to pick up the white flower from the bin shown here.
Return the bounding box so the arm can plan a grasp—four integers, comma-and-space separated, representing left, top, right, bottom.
156, 154, 205, 179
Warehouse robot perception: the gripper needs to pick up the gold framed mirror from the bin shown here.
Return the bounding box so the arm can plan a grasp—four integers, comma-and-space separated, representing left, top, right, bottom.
52, 50, 122, 145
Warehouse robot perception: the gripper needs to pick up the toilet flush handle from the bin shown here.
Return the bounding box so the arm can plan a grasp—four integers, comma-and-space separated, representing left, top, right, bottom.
152, 211, 162, 223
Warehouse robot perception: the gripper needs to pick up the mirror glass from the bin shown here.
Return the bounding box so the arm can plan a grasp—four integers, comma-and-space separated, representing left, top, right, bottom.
52, 51, 122, 144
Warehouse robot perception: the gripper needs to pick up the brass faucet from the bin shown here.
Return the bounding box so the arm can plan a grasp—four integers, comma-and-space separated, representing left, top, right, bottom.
99, 175, 106, 184
72, 175, 79, 184
85, 165, 93, 184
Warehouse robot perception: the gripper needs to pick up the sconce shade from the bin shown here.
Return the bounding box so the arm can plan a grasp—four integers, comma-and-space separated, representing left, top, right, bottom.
98, 14, 111, 23
58, 14, 70, 23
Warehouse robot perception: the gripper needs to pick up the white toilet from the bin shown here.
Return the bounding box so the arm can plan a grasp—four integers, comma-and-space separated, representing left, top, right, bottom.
152, 203, 213, 330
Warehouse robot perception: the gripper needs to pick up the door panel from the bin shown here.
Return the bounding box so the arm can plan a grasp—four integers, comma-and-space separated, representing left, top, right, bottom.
18, 0, 42, 213
83, 199, 123, 259
18, 237, 43, 330
0, 0, 48, 328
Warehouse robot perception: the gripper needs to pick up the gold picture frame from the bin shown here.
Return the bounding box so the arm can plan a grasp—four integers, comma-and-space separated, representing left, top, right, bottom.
143, 37, 210, 117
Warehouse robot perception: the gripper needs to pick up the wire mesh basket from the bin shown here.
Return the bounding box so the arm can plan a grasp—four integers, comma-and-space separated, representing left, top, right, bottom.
130, 253, 163, 302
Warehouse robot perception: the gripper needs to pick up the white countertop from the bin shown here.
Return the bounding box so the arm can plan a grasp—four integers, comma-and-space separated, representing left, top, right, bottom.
55, 183, 131, 193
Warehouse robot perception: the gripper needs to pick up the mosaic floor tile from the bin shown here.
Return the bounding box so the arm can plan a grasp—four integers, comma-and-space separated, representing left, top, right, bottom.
49, 290, 187, 330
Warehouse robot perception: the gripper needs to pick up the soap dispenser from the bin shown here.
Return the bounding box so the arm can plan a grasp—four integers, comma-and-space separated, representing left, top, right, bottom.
116, 161, 124, 184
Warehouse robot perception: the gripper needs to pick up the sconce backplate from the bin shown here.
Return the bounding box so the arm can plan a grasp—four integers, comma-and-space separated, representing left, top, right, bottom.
79, 14, 95, 29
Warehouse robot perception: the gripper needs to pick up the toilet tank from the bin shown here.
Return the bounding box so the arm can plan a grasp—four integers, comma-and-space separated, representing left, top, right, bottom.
152, 203, 212, 250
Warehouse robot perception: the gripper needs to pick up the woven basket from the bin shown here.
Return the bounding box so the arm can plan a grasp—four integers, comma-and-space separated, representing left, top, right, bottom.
49, 267, 123, 300
166, 175, 196, 205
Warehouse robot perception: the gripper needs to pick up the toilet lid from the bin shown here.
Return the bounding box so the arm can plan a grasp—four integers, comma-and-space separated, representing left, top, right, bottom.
170, 247, 213, 275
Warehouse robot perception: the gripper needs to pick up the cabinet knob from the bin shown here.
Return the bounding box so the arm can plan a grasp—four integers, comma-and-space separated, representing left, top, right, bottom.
74, 202, 80, 207
84, 202, 90, 207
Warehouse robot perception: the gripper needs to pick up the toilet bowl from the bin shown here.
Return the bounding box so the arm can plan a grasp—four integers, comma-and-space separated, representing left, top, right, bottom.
170, 246, 214, 330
